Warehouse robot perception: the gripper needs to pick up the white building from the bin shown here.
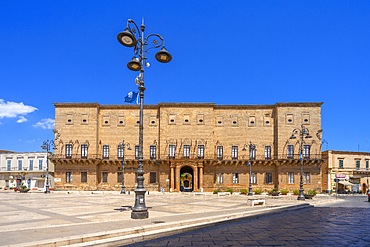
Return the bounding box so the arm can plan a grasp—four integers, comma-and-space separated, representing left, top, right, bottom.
0, 151, 54, 191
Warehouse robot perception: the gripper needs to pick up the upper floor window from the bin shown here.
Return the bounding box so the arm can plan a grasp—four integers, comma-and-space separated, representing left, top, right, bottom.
287, 145, 294, 159
150, 145, 157, 159
339, 159, 344, 169
303, 145, 310, 159
29, 160, 34, 171
217, 146, 223, 160
198, 145, 204, 159
81, 144, 88, 159
169, 145, 176, 159
117, 144, 124, 159
264, 146, 271, 160
102, 145, 109, 159
356, 160, 360, 170
18, 160, 23, 171
183, 145, 190, 158
7, 160, 11, 171
38, 159, 43, 170
66, 144, 72, 159
231, 146, 238, 160
366, 160, 369, 170
249, 146, 256, 160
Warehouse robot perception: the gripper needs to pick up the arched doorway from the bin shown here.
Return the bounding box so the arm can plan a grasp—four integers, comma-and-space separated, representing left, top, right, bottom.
180, 166, 193, 192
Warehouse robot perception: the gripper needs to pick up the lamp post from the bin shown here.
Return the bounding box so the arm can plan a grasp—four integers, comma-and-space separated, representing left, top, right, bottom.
248, 142, 256, 196
117, 18, 172, 219
289, 124, 312, 200
120, 141, 131, 194
41, 140, 55, 194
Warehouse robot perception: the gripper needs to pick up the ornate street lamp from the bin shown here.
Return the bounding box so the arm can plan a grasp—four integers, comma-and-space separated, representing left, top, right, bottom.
117, 18, 172, 219
41, 140, 55, 194
289, 125, 312, 200
119, 141, 131, 194
248, 142, 256, 196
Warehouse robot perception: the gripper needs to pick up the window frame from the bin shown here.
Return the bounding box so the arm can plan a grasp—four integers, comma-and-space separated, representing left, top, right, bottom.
102, 145, 109, 159
231, 146, 238, 160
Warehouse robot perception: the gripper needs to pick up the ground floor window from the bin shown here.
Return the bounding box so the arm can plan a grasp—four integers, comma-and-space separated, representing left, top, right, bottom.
149, 172, 157, 183
217, 173, 224, 184
117, 172, 123, 183
102, 172, 108, 183
66, 172, 72, 183
303, 172, 311, 184
232, 173, 239, 184
81, 172, 87, 183
288, 172, 295, 184
265, 173, 273, 184
251, 173, 257, 184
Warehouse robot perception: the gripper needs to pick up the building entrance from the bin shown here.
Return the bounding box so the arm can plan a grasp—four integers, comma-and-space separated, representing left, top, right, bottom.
180, 166, 193, 192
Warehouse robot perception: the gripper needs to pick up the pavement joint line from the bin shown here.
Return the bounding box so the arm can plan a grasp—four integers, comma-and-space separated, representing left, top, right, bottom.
9, 203, 312, 247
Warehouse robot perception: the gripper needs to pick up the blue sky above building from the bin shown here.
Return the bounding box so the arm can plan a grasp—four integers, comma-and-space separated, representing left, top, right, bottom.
1, 1, 370, 152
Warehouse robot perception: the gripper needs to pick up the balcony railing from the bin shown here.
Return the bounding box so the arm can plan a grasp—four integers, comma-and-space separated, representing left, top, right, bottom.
51, 153, 322, 161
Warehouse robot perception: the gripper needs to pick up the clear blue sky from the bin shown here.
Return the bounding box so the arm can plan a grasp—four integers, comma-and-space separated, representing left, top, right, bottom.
1, 1, 370, 152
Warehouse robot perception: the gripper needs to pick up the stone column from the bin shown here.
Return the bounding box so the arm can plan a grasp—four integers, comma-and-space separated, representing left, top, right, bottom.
176, 165, 181, 191
199, 165, 203, 191
193, 164, 198, 191
170, 165, 175, 192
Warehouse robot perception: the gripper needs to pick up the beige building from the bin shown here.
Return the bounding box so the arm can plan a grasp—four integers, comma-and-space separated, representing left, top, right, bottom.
0, 151, 54, 191
52, 102, 324, 193
322, 150, 370, 193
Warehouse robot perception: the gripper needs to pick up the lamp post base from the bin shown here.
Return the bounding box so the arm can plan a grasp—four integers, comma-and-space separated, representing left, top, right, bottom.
131, 210, 149, 219
248, 185, 253, 196
120, 186, 126, 194
297, 189, 305, 200
45, 186, 50, 194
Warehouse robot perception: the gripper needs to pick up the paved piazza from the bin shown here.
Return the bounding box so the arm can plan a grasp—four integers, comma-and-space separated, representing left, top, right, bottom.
0, 190, 364, 246
130, 196, 370, 247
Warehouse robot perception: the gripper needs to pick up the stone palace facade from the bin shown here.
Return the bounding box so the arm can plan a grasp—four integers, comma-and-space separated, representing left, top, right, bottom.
52, 102, 324, 193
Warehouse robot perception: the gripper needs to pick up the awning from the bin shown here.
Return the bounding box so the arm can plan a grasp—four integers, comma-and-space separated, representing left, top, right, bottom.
338, 181, 354, 186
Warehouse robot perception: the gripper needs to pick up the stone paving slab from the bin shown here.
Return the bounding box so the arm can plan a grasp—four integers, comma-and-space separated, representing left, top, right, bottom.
0, 190, 343, 247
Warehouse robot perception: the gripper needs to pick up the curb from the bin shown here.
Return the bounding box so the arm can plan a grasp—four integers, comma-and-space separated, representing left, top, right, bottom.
17, 203, 312, 247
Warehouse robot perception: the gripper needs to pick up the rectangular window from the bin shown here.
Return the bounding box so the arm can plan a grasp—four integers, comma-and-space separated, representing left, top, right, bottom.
81, 172, 87, 183
366, 160, 369, 170
66, 172, 72, 183
231, 146, 238, 160
183, 145, 190, 158
7, 160, 11, 171
303, 145, 311, 159
169, 145, 176, 159
39, 159, 43, 170
232, 173, 239, 184
102, 172, 108, 183
198, 145, 204, 159
356, 160, 360, 170
66, 144, 72, 158
288, 172, 295, 184
150, 172, 157, 183
265, 173, 273, 184
251, 173, 257, 184
303, 172, 311, 184
135, 145, 140, 159
217, 146, 223, 159
81, 144, 88, 159
249, 146, 256, 160
287, 145, 294, 159
117, 144, 124, 159
117, 172, 123, 183
150, 145, 156, 159
339, 159, 344, 169
217, 173, 224, 184
18, 160, 22, 171
103, 145, 109, 159
29, 160, 34, 171
264, 146, 271, 160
